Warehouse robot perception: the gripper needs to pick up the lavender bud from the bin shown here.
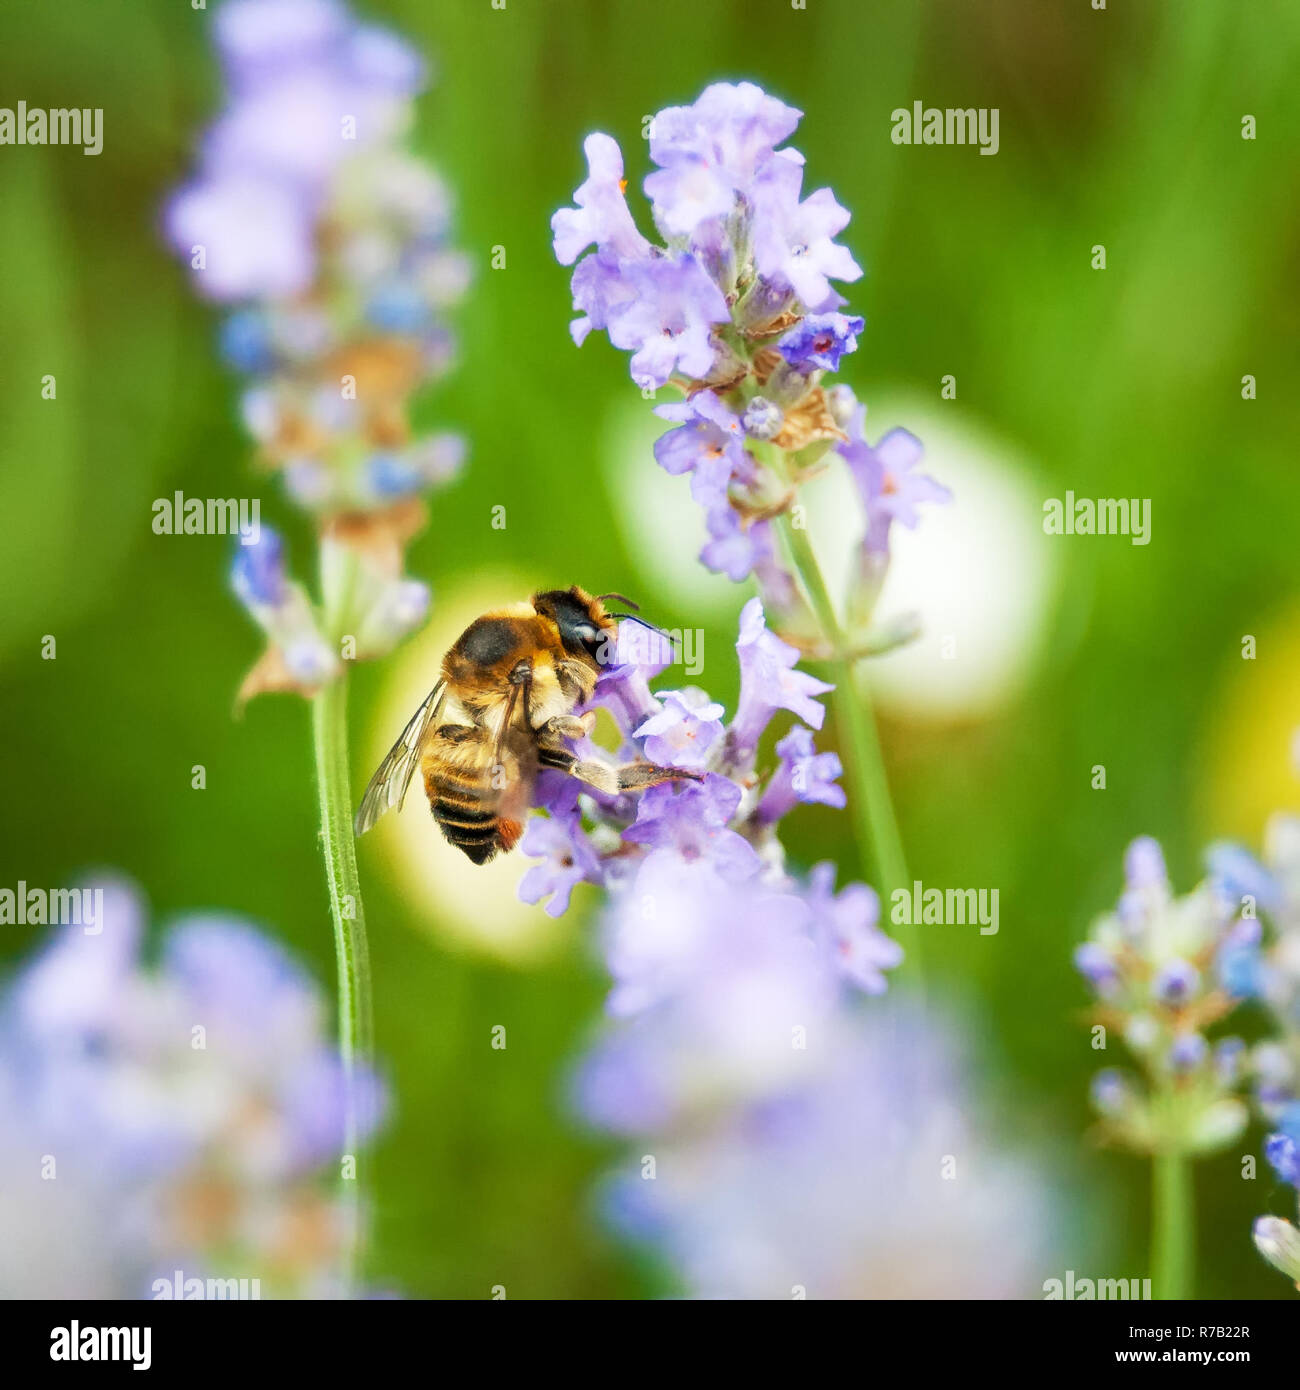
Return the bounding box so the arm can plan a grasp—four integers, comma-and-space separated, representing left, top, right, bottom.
358, 578, 431, 654
1124, 836, 1168, 891
742, 396, 783, 440
230, 528, 286, 610
762, 358, 815, 408
1090, 1068, 1132, 1117
1253, 1216, 1300, 1284
1074, 942, 1119, 996
1167, 1032, 1207, 1073
734, 276, 796, 333
1151, 958, 1200, 1006
410, 431, 466, 485
239, 386, 279, 443
825, 383, 858, 429
283, 460, 335, 509
283, 635, 339, 686
1213, 1037, 1246, 1085
365, 452, 423, 500
1266, 1133, 1300, 1186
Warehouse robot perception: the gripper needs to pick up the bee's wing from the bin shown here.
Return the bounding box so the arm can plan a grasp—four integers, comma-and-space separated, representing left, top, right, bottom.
354, 681, 447, 837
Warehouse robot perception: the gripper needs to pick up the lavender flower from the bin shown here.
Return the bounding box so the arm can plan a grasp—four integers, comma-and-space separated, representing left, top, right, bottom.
804, 862, 900, 994
608, 255, 729, 390
633, 689, 726, 769
644, 82, 803, 239
516, 812, 601, 919
0, 876, 384, 1297
515, 603, 880, 990
622, 776, 765, 886
777, 312, 864, 373
500, 601, 1007, 1296
756, 725, 845, 822
552, 81, 946, 599
840, 410, 951, 564
230, 526, 340, 694
748, 159, 861, 311
167, 0, 468, 701
582, 1009, 1053, 1298
1201, 790, 1300, 1289
551, 133, 651, 265
1075, 837, 1249, 1157
168, 0, 425, 301
731, 597, 833, 754
1256, 1103, 1300, 1288
652, 392, 748, 477
1204, 813, 1300, 1108
542, 80, 1054, 1301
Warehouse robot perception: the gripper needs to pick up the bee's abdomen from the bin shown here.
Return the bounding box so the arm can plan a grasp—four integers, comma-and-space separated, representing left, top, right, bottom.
428, 765, 502, 864
435, 806, 500, 864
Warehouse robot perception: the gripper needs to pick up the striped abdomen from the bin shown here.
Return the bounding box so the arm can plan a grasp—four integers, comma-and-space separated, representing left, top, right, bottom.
422, 727, 525, 865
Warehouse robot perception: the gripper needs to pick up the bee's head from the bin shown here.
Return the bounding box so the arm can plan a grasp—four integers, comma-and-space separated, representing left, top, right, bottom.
532, 586, 621, 663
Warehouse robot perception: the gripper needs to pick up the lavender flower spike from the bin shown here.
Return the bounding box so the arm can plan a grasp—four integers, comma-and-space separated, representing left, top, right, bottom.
1075, 837, 1250, 1157
167, 0, 469, 700
553, 80, 947, 635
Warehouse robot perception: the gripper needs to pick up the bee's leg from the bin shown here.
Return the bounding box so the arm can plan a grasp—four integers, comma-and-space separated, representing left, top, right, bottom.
533, 716, 701, 795
535, 712, 597, 741
614, 762, 704, 791
536, 746, 619, 794
530, 719, 609, 789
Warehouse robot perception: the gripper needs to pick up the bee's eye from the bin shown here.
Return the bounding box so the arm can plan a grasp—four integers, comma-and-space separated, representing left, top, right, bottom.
576, 624, 599, 643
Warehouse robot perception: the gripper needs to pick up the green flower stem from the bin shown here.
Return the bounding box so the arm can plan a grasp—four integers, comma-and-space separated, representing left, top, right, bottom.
311, 670, 374, 1296
774, 512, 924, 991
1151, 1150, 1194, 1300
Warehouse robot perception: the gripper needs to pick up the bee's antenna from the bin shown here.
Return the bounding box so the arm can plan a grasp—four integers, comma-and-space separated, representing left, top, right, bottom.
610, 612, 680, 653
597, 592, 640, 611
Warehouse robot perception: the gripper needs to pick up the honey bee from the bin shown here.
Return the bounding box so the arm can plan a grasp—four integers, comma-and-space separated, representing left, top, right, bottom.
354, 585, 701, 862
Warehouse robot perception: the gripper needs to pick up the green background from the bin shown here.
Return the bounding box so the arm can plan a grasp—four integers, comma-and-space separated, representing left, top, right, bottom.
1, 0, 1298, 1297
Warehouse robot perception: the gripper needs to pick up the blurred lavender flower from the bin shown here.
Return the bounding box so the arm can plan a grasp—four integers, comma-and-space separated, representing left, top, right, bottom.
1201, 788, 1300, 1289
1203, 814, 1300, 1115
230, 525, 340, 693
166, 0, 468, 701
803, 861, 899, 993
1074, 837, 1249, 1157
583, 1009, 1052, 1298
0, 876, 384, 1298
168, 0, 425, 301
552, 81, 946, 613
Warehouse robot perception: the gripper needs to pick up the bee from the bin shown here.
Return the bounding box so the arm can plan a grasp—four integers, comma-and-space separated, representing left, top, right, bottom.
354, 585, 700, 863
